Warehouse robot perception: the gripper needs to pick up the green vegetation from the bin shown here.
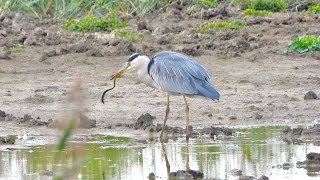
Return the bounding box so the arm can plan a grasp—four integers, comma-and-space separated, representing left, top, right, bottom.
287, 35, 320, 53
197, 20, 246, 33
63, 16, 127, 32
235, 0, 286, 12
115, 30, 142, 41
9, 44, 25, 53
307, 4, 320, 14
196, 0, 217, 7
53, 119, 91, 179
0, 0, 174, 18
242, 8, 270, 16
54, 119, 76, 161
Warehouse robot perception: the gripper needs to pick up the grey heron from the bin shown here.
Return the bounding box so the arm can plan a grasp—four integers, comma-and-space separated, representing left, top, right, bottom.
106, 51, 220, 141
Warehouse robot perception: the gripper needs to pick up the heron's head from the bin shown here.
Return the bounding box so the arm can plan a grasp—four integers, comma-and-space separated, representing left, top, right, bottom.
111, 53, 148, 80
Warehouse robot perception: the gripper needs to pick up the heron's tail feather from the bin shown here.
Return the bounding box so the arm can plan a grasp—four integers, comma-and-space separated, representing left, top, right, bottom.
197, 82, 220, 100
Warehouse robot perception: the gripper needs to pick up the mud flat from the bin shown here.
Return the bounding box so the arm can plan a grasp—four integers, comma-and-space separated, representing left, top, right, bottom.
1, 4, 320, 139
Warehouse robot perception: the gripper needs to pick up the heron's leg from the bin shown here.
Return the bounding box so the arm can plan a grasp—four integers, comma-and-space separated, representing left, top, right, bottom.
183, 95, 190, 142
160, 93, 170, 141
161, 142, 171, 175
186, 141, 190, 171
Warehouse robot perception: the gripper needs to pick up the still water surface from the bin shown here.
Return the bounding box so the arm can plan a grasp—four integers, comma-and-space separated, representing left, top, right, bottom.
0, 126, 320, 180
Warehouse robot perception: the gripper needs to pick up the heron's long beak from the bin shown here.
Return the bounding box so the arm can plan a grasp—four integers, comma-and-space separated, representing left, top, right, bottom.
111, 62, 131, 80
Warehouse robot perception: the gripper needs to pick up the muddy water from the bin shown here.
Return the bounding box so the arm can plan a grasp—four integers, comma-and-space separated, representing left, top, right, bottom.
0, 126, 320, 180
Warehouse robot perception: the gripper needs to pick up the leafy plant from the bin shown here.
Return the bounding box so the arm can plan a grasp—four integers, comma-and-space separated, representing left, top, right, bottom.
115, 30, 142, 41
63, 16, 127, 32
197, 20, 246, 33
307, 4, 320, 14
235, 0, 286, 12
242, 8, 270, 16
287, 35, 320, 53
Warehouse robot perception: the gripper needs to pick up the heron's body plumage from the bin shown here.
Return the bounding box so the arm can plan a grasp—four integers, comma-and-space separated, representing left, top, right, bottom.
144, 51, 220, 100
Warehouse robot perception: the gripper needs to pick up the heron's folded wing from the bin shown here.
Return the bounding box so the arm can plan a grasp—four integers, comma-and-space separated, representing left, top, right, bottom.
148, 51, 210, 95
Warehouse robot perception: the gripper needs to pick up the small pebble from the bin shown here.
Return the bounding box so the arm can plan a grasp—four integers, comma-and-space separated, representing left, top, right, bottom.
304, 91, 318, 100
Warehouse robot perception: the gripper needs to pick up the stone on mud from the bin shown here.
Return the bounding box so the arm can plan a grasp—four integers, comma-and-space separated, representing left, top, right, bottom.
283, 124, 320, 143
282, 163, 292, 170
24, 36, 38, 46
46, 50, 57, 57
148, 172, 156, 180
78, 114, 96, 129
134, 113, 155, 130
201, 126, 234, 139
38, 54, 49, 62
297, 152, 320, 172
0, 110, 6, 121
169, 169, 204, 179
86, 48, 103, 57
304, 91, 318, 100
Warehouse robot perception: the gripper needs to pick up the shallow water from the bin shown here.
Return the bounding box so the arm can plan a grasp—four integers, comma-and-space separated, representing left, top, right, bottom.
0, 126, 320, 180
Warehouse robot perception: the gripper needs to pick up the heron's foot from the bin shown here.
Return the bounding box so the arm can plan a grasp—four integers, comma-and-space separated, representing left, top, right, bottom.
186, 134, 190, 143
160, 130, 169, 143
160, 137, 169, 143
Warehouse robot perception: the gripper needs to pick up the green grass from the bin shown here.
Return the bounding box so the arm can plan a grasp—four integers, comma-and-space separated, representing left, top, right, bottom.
235, 0, 286, 12
242, 8, 270, 16
63, 16, 127, 32
196, 0, 217, 7
307, 4, 320, 14
0, 0, 174, 18
115, 30, 142, 41
54, 119, 76, 162
9, 44, 25, 53
287, 35, 320, 53
53, 119, 90, 179
197, 20, 246, 33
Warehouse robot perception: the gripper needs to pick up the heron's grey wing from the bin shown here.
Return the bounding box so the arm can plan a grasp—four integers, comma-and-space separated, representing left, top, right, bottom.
148, 51, 220, 100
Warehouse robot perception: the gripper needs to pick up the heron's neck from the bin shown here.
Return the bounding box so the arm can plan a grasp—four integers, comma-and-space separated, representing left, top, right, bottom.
136, 56, 158, 88
136, 55, 150, 77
